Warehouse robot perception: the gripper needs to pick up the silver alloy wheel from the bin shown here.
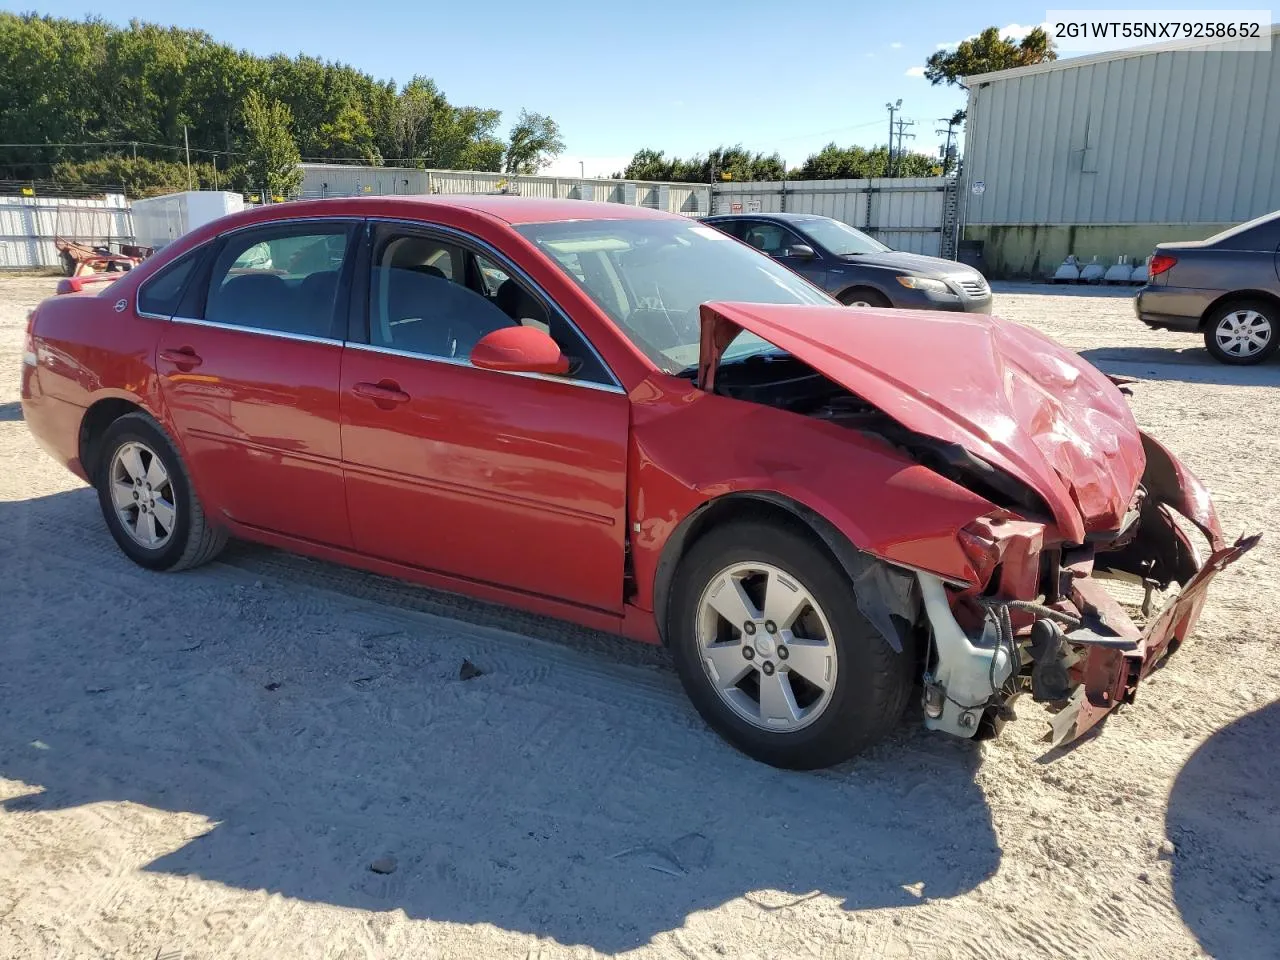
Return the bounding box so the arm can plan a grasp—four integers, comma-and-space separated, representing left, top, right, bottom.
1214, 309, 1273, 358
108, 441, 177, 549
849, 300, 874, 307
695, 561, 838, 732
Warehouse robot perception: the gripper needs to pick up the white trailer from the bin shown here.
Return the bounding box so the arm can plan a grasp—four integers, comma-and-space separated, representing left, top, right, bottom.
130, 191, 244, 252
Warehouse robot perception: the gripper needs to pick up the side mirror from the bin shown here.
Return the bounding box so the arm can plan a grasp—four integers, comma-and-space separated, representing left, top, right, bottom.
470, 325, 570, 376
787, 244, 816, 259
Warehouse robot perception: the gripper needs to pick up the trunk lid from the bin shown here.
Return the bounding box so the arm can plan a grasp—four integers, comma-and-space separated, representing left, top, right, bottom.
697, 302, 1146, 544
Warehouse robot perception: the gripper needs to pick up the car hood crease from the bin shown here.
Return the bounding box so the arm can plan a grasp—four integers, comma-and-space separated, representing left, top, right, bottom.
697, 302, 1147, 544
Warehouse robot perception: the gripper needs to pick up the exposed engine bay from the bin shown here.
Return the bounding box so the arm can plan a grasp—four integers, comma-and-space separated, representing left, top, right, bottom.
708, 350, 1259, 746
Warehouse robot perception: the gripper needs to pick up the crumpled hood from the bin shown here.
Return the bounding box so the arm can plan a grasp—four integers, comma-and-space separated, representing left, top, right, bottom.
697, 302, 1146, 545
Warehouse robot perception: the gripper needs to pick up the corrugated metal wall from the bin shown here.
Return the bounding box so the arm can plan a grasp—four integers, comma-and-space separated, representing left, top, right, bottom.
963, 32, 1280, 225
713, 178, 954, 256
298, 164, 711, 217
0, 195, 133, 269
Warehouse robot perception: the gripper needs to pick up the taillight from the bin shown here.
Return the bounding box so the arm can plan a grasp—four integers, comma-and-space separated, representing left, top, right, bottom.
23, 309, 38, 367
1149, 253, 1177, 277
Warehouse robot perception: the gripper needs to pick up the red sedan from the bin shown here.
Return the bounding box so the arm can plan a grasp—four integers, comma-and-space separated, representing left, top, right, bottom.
20, 196, 1257, 768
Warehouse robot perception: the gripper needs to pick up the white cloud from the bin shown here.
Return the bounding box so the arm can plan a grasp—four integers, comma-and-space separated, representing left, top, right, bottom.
905, 66, 927, 77
890, 41, 903, 49
936, 21, 1048, 50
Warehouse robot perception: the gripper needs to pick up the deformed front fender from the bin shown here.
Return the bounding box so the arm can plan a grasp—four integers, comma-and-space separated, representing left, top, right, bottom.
648, 490, 921, 652
1139, 431, 1224, 551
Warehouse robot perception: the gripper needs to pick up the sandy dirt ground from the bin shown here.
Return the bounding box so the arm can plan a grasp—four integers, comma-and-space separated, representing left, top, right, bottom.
1, 275, 1277, 960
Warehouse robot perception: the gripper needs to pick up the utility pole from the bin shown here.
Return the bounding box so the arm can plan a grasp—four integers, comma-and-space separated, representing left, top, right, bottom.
935, 115, 960, 175
892, 117, 916, 177
884, 100, 901, 177
212, 153, 219, 191
183, 124, 192, 190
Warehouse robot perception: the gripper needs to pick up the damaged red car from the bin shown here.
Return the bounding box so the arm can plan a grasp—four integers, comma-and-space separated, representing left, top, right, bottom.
20, 197, 1258, 769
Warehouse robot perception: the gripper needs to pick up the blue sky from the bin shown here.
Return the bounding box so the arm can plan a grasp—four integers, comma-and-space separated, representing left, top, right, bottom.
3, 0, 1245, 175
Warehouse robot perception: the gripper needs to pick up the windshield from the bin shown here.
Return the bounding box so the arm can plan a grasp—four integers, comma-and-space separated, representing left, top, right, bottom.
514, 218, 835, 374
795, 217, 890, 256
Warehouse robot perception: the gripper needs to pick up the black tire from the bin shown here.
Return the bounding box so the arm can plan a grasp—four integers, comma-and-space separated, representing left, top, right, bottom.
668, 520, 914, 769
59, 250, 76, 277
1202, 299, 1279, 366
838, 287, 892, 308
93, 412, 227, 571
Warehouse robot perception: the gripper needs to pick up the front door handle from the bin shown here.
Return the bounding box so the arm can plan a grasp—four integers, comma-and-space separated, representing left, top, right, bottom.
352, 380, 410, 405
159, 347, 203, 369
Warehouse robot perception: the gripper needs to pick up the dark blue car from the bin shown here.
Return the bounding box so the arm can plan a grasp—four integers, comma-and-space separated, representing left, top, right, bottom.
704, 212, 992, 313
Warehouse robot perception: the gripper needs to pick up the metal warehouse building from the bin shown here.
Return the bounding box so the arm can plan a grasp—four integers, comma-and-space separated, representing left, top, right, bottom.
959, 25, 1280, 278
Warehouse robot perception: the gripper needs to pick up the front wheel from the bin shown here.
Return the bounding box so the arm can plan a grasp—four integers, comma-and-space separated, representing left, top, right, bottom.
94, 412, 227, 571
1203, 300, 1278, 365
668, 520, 913, 769
839, 287, 891, 308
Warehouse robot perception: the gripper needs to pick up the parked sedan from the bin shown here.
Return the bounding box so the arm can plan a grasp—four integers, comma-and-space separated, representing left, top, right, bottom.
22, 197, 1255, 769
703, 212, 992, 312
1136, 208, 1280, 365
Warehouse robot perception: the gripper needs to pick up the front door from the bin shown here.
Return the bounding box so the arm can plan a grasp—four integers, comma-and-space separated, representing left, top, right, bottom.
156, 219, 358, 547
339, 223, 630, 612
741, 220, 827, 287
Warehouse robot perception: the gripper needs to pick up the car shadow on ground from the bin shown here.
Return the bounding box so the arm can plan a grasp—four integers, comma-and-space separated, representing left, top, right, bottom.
0, 400, 22, 422
1166, 699, 1280, 960
1079, 346, 1280, 387
0, 489, 1001, 954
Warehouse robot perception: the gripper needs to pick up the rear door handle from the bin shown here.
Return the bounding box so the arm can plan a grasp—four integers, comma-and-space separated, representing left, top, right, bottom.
352, 380, 410, 404
159, 347, 203, 369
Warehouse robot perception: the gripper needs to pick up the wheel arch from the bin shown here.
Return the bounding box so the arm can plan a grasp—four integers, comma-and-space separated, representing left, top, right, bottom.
78, 395, 149, 484
1199, 289, 1280, 329
650, 491, 916, 653
836, 283, 892, 306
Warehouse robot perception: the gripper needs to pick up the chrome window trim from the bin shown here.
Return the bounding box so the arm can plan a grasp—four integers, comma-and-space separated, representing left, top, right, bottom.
344, 340, 627, 395
170, 315, 341, 346
367, 216, 624, 391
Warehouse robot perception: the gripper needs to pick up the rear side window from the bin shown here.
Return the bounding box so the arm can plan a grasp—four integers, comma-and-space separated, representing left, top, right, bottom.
137, 251, 199, 318
204, 224, 352, 338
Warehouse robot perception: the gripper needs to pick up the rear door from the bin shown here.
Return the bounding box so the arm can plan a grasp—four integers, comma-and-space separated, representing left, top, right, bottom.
338, 220, 630, 612
156, 219, 359, 546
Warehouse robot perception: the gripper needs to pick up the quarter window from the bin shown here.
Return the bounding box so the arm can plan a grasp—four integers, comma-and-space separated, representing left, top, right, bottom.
204, 224, 351, 338
137, 250, 199, 317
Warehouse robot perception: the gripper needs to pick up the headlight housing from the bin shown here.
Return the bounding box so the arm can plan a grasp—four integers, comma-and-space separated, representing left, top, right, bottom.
895, 275, 952, 294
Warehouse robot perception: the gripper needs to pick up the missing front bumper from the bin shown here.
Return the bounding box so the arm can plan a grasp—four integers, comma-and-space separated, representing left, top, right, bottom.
915, 431, 1259, 747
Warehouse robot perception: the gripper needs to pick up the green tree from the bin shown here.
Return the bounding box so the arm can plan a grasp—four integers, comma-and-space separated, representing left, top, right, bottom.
318, 105, 380, 163
504, 110, 565, 174
924, 26, 1056, 87
241, 89, 303, 197
619, 145, 784, 183
0, 12, 565, 192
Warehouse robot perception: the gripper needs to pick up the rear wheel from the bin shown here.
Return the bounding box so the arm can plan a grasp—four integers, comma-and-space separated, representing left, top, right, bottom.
1203, 300, 1278, 365
94, 412, 226, 571
668, 520, 913, 769
839, 287, 891, 308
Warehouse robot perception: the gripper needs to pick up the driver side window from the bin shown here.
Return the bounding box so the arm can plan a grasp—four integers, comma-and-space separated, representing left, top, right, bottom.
741, 223, 806, 258
369, 234, 513, 359
368, 230, 615, 386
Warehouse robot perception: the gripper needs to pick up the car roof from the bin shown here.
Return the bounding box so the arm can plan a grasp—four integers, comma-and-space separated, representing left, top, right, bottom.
284, 195, 678, 225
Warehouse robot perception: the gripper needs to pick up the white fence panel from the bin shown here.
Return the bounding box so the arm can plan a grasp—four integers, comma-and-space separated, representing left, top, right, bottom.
0, 195, 133, 269
297, 164, 710, 218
